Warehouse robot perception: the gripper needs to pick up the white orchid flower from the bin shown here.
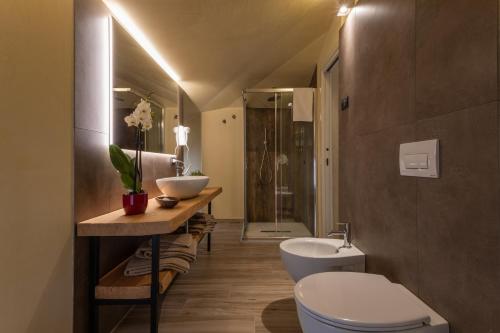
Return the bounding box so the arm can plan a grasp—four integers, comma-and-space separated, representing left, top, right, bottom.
124, 99, 153, 131
142, 115, 153, 130
136, 113, 147, 123
135, 99, 151, 117
124, 115, 138, 127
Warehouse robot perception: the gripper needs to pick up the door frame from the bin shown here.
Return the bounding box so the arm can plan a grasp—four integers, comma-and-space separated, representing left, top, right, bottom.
319, 51, 340, 237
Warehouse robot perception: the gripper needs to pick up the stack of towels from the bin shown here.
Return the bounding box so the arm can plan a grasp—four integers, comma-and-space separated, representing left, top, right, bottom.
188, 212, 217, 234
124, 233, 197, 277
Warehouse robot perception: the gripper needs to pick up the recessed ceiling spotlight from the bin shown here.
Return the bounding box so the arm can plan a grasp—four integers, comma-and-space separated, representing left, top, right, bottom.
337, 5, 351, 16
103, 0, 181, 82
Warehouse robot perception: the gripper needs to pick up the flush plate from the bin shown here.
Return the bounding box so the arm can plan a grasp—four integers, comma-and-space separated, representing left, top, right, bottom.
399, 139, 439, 178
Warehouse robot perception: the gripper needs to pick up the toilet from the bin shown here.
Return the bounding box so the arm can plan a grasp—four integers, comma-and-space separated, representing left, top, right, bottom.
294, 272, 449, 333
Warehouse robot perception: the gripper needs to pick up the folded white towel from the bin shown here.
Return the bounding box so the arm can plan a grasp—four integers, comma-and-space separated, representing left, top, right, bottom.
188, 212, 217, 235
124, 256, 190, 276
189, 223, 216, 234
147, 233, 193, 248
293, 88, 314, 122
135, 237, 198, 261
189, 212, 215, 224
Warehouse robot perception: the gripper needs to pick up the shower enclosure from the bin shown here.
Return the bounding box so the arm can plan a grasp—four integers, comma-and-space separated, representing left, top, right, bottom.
243, 88, 316, 239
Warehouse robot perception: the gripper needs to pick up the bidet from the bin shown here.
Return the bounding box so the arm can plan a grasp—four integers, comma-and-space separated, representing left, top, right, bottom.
280, 237, 365, 282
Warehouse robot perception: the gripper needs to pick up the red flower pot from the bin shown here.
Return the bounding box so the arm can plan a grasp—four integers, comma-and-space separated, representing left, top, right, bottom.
122, 192, 148, 215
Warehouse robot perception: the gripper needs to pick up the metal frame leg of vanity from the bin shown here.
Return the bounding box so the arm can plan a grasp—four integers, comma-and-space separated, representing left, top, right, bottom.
207, 202, 212, 252
89, 235, 161, 333
88, 201, 213, 333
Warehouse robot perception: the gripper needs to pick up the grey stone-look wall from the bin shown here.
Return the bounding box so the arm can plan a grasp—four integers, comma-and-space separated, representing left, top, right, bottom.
339, 1, 500, 332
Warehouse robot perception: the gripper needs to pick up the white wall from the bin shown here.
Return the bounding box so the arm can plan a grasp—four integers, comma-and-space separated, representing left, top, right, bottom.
183, 93, 203, 173
202, 107, 244, 219
0, 1, 74, 332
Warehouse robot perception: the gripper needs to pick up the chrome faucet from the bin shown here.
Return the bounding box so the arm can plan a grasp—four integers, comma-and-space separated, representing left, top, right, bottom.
327, 222, 351, 249
172, 158, 184, 177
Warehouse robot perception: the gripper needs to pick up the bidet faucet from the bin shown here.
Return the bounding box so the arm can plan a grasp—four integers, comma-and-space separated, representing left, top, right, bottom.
172, 158, 184, 177
327, 222, 351, 249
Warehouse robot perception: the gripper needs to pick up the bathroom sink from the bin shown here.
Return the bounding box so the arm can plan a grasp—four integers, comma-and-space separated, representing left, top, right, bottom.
156, 176, 209, 200
280, 238, 365, 282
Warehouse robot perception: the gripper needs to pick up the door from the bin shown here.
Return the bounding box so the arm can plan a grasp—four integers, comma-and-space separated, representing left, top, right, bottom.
320, 57, 340, 236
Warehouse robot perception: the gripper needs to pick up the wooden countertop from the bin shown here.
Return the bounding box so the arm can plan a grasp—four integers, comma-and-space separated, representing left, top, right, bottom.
77, 187, 222, 237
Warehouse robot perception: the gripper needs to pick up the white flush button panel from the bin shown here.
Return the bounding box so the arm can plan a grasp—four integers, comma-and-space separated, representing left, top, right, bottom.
400, 139, 439, 178
403, 153, 428, 169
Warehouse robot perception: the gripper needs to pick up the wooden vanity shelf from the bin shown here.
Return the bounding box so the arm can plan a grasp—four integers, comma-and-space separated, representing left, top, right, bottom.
95, 232, 205, 300
77, 187, 222, 237
77, 186, 222, 333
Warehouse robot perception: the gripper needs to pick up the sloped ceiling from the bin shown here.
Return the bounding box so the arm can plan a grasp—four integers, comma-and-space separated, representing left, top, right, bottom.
110, 0, 338, 111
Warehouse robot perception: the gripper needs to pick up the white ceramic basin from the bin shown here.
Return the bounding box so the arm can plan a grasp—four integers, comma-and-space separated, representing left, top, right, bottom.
155, 176, 209, 200
280, 238, 365, 282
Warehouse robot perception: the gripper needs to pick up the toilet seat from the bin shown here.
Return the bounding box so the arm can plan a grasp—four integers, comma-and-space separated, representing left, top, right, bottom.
296, 302, 424, 332
294, 272, 431, 332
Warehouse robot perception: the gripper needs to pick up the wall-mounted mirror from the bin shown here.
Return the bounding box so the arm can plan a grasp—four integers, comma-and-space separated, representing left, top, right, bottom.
112, 18, 180, 154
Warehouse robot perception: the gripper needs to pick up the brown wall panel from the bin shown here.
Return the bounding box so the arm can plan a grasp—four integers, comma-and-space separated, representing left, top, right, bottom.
350, 124, 418, 292
415, 0, 498, 119
339, 1, 500, 332
339, 7, 357, 225
352, 0, 416, 135
416, 102, 500, 333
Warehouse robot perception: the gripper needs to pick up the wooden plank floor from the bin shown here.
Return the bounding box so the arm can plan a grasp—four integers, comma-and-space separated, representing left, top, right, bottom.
113, 221, 302, 333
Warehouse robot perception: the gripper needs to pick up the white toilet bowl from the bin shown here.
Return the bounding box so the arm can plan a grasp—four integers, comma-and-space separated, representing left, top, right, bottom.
294, 272, 449, 333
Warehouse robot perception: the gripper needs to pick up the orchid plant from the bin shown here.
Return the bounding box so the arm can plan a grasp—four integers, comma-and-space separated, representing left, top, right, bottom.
124, 99, 153, 130
109, 99, 153, 194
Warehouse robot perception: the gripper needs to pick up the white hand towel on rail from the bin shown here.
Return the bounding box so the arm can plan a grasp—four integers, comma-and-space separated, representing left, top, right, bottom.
293, 88, 314, 122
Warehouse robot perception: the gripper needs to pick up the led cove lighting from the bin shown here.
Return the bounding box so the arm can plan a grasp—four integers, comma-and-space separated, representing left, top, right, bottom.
103, 0, 181, 82
108, 16, 114, 145
337, 5, 351, 16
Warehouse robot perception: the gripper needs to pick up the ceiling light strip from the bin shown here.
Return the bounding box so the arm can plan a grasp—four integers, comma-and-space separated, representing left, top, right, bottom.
337, 5, 351, 16
103, 0, 181, 82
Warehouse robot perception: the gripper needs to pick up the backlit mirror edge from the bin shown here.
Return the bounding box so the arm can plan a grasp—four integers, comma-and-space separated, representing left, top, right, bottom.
108, 15, 184, 156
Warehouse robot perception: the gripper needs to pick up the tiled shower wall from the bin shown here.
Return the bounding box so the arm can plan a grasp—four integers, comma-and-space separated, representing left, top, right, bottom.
339, 1, 500, 332
246, 108, 277, 222
74, 0, 176, 332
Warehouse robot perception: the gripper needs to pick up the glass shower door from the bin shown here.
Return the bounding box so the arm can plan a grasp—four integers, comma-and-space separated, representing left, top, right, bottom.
243, 89, 315, 239
275, 92, 314, 237
276, 92, 292, 232
244, 91, 276, 236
